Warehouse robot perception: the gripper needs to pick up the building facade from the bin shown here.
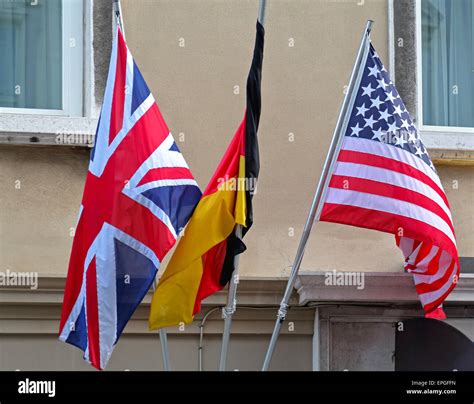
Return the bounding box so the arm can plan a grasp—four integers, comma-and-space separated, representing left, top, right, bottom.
0, 0, 473, 371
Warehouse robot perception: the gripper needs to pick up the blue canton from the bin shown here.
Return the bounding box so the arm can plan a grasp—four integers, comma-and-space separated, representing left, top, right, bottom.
344, 44, 435, 171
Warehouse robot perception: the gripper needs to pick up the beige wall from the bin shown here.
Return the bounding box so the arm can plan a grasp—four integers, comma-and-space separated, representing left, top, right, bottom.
0, 146, 88, 274
0, 0, 472, 281
122, 0, 392, 277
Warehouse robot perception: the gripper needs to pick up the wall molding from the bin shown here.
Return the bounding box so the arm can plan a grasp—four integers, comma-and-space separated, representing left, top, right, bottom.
1, 273, 473, 336
296, 272, 474, 306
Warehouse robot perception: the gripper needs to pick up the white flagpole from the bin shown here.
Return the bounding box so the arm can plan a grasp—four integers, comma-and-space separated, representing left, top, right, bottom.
261, 20, 374, 371
218, 0, 267, 372
113, 0, 172, 372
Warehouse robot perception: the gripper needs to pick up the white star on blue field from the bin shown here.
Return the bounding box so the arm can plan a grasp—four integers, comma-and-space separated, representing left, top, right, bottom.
345, 44, 435, 172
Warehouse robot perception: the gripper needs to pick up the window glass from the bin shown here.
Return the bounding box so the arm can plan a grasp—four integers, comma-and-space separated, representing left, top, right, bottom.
422, 0, 474, 127
0, 0, 62, 110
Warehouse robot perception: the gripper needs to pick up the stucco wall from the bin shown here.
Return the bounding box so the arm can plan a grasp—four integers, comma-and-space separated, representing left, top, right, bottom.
0, 146, 88, 275
0, 0, 472, 281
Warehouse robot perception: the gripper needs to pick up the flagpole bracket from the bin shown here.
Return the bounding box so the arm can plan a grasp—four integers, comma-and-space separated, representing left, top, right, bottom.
221, 299, 237, 319
277, 303, 288, 321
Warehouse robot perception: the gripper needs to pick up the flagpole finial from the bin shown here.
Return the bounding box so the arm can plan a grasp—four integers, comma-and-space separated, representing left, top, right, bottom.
366, 20, 375, 35
113, 0, 125, 37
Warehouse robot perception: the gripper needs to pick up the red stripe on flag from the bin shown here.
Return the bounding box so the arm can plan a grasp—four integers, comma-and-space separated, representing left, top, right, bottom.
193, 239, 228, 315
337, 149, 450, 208
402, 239, 424, 270
328, 175, 454, 234
86, 258, 101, 370
320, 202, 457, 259
415, 257, 456, 295
423, 247, 443, 276
109, 29, 128, 144
321, 202, 459, 316
423, 277, 459, 314
137, 167, 195, 187
412, 240, 422, 253
414, 243, 436, 267
425, 307, 447, 319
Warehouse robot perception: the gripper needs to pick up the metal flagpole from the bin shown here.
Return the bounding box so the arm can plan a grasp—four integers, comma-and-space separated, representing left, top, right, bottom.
153, 280, 171, 371
258, 0, 267, 25
218, 224, 242, 371
261, 20, 374, 371
159, 329, 171, 371
218, 0, 267, 372
112, 0, 172, 371
112, 0, 125, 35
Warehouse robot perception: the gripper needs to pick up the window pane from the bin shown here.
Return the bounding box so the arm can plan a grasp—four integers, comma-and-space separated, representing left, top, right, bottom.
422, 0, 474, 127
0, 0, 62, 110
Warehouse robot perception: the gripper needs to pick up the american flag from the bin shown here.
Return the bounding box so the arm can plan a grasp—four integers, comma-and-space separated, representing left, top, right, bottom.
319, 43, 459, 319
59, 27, 201, 369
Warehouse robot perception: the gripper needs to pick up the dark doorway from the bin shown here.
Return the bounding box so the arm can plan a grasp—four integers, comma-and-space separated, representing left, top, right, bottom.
395, 318, 474, 371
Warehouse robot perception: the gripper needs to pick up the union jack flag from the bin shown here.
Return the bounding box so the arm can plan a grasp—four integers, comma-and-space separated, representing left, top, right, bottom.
59, 27, 201, 369
319, 42, 459, 319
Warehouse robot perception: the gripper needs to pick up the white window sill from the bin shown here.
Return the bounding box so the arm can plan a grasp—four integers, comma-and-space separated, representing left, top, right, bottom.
421, 130, 474, 165
0, 114, 97, 147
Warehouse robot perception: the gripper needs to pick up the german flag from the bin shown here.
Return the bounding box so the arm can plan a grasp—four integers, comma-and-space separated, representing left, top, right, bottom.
149, 21, 264, 329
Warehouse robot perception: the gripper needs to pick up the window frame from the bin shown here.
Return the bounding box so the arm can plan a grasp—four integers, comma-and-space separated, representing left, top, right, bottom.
0, 0, 83, 117
415, 0, 474, 147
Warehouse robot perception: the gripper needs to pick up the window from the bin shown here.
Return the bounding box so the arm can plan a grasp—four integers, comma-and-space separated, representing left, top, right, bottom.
0, 0, 83, 116
418, 0, 474, 132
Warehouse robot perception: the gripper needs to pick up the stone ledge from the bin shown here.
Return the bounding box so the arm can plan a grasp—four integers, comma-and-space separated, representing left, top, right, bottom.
0, 275, 298, 307
296, 272, 474, 305
430, 148, 474, 166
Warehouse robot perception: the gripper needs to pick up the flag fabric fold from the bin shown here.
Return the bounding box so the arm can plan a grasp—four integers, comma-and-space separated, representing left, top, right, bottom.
319, 42, 459, 319
59, 27, 201, 369
149, 21, 264, 330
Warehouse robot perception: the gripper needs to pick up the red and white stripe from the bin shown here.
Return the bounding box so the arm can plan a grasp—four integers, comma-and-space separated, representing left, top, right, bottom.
319, 136, 459, 318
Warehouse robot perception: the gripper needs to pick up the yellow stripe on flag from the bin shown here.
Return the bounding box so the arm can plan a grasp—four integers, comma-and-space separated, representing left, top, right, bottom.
235, 155, 247, 227
149, 180, 238, 330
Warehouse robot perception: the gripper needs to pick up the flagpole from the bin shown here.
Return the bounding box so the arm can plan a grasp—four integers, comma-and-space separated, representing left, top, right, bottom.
258, 0, 267, 24
112, 0, 172, 372
218, 224, 242, 371
217, 0, 267, 372
153, 281, 172, 371
112, 0, 125, 35
261, 20, 374, 371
